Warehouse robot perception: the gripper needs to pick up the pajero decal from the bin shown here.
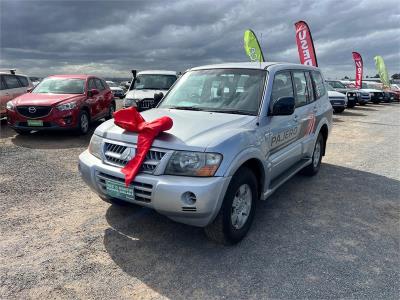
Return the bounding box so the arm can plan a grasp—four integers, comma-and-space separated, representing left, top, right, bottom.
271, 125, 300, 149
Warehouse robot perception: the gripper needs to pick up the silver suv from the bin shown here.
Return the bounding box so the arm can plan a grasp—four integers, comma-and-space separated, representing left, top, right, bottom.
79, 62, 332, 244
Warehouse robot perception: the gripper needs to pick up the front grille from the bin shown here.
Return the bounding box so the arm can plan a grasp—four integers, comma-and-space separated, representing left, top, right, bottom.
103, 142, 167, 173
96, 172, 152, 202
371, 92, 384, 101
137, 98, 154, 111
16, 106, 52, 118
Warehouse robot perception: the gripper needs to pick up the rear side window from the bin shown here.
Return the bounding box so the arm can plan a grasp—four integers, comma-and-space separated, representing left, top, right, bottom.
271, 71, 294, 103
292, 71, 308, 107
311, 71, 326, 99
3, 75, 21, 89
17, 75, 29, 87
95, 79, 105, 91
305, 72, 315, 103
88, 79, 96, 90
0, 76, 5, 90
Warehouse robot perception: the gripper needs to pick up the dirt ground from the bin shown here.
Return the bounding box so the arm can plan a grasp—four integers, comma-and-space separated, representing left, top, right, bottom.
1, 102, 399, 299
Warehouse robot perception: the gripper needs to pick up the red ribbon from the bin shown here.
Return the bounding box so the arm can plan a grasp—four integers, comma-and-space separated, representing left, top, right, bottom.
113, 107, 173, 186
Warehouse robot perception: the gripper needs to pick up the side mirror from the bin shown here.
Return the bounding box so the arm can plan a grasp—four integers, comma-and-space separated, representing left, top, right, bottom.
270, 96, 295, 116
88, 88, 99, 97
153, 92, 164, 106
27, 87, 33, 93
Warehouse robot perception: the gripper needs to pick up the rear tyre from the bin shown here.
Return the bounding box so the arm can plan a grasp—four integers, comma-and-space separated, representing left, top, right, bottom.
301, 133, 324, 176
334, 108, 345, 113
204, 167, 257, 245
77, 110, 90, 135
106, 102, 116, 120
359, 102, 366, 106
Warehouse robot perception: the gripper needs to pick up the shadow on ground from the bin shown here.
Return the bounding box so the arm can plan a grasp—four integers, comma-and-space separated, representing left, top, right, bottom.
3, 120, 104, 149
103, 164, 399, 299
338, 110, 366, 117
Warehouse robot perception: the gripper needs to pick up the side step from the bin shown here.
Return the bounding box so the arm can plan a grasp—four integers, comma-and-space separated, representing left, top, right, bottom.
263, 158, 312, 199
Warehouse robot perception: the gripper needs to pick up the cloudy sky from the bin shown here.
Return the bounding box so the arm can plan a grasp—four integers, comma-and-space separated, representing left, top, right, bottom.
1, 0, 399, 79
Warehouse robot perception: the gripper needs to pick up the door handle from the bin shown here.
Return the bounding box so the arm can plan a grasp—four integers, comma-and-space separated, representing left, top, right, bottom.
293, 115, 299, 122
313, 106, 318, 113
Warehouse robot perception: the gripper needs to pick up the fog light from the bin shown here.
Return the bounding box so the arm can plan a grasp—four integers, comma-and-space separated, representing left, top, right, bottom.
64, 116, 73, 125
181, 191, 196, 205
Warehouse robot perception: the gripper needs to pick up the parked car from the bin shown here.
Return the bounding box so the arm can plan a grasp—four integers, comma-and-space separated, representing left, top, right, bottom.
326, 84, 347, 113
325, 80, 357, 108
6, 75, 115, 135
106, 81, 125, 99
390, 84, 400, 102
355, 90, 371, 105
1, 69, 33, 118
361, 82, 385, 104
123, 70, 178, 111
79, 62, 332, 244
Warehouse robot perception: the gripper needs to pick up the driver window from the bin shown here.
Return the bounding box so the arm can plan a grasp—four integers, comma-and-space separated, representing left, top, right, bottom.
88, 79, 96, 91
271, 72, 294, 103
292, 71, 308, 107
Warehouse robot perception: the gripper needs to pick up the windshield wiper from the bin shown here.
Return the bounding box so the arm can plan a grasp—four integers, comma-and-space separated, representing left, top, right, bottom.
206, 109, 255, 115
168, 106, 205, 111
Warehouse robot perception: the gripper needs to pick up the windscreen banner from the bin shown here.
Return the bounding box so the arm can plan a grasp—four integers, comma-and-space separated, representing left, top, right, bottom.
352, 52, 363, 89
374, 56, 390, 88
294, 21, 318, 67
244, 29, 265, 62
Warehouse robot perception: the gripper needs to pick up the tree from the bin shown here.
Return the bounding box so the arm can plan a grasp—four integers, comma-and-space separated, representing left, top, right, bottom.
373, 74, 380, 78
366, 75, 369, 78
342, 76, 349, 80
392, 73, 400, 79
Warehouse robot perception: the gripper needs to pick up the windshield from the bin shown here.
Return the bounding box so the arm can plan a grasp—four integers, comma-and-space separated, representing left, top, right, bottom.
362, 82, 382, 90
33, 78, 85, 94
325, 84, 334, 91
159, 69, 266, 115
327, 81, 345, 89
132, 74, 177, 90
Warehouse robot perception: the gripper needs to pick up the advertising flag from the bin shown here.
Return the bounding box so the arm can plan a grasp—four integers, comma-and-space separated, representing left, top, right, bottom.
374, 56, 390, 88
244, 29, 265, 62
294, 21, 318, 67
352, 52, 363, 89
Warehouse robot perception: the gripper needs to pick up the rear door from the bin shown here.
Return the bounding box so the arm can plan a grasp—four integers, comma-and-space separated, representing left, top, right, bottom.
94, 78, 108, 116
0, 75, 12, 114
266, 71, 303, 180
291, 70, 316, 159
86, 78, 102, 118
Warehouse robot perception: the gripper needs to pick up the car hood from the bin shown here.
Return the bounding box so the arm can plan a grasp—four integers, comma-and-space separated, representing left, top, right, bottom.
361, 89, 383, 93
13, 93, 83, 106
110, 87, 124, 91
328, 91, 346, 98
96, 108, 257, 151
125, 89, 168, 100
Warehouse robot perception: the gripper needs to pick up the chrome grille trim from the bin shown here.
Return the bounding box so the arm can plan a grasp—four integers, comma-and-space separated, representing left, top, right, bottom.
102, 141, 169, 174
96, 172, 152, 203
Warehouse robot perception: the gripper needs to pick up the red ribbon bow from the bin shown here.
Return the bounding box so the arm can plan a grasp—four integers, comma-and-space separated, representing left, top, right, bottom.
113, 107, 173, 186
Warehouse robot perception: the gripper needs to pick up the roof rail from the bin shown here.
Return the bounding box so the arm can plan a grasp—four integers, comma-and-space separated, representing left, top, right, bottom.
0, 68, 17, 75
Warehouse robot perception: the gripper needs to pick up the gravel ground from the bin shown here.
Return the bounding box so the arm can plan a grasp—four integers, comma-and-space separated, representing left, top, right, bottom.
1, 103, 399, 299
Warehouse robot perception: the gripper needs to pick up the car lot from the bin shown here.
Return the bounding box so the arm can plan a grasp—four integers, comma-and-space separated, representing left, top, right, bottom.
0, 103, 399, 299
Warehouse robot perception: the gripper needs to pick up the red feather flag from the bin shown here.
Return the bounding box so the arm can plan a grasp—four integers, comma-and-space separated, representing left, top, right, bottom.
352, 52, 363, 89
294, 20, 318, 67
113, 107, 173, 186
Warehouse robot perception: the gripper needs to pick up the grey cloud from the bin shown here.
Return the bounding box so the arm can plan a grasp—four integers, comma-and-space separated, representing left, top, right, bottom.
1, 0, 399, 78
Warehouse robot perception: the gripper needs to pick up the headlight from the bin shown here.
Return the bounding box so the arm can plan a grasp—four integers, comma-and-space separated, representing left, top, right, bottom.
165, 151, 222, 176
88, 134, 103, 159
6, 101, 15, 111
57, 101, 77, 111
124, 98, 138, 107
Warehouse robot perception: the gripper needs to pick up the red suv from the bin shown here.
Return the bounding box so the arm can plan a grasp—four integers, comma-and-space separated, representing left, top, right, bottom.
6, 75, 115, 135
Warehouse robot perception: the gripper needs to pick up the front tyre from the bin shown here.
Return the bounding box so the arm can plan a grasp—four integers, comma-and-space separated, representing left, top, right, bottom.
334, 108, 345, 113
106, 102, 116, 120
301, 133, 324, 176
204, 167, 258, 245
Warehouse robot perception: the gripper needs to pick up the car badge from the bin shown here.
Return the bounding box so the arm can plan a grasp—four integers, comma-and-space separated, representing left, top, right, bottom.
28, 107, 36, 113
120, 147, 136, 161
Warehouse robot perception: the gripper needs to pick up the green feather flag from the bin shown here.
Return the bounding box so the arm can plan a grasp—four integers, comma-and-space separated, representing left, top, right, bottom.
244, 29, 265, 62
374, 56, 390, 88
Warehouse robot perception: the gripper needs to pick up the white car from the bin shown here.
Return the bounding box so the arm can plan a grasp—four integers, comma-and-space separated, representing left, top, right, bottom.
1, 69, 33, 118
106, 81, 125, 99
124, 70, 178, 111
326, 84, 347, 113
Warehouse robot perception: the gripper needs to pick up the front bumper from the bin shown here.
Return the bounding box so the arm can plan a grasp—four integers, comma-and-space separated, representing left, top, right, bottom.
78, 150, 231, 227
7, 107, 79, 131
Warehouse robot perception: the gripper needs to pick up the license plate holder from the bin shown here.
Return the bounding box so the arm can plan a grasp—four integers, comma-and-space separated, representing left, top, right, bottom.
105, 179, 135, 201
27, 120, 43, 127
